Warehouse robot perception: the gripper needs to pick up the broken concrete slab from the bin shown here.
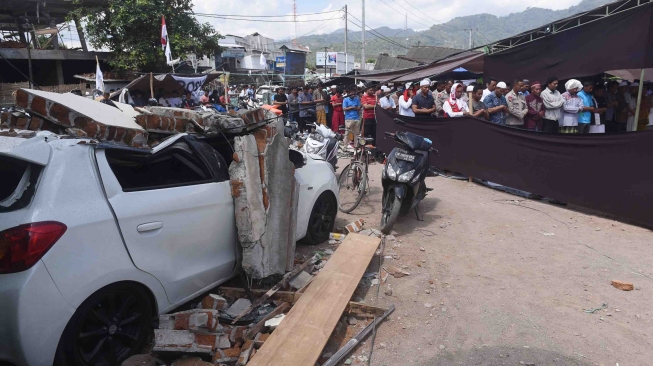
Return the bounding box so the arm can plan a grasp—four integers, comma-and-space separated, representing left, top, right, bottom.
229, 120, 298, 279
153, 329, 213, 353
143, 106, 271, 134
226, 298, 252, 318
289, 271, 313, 290
14, 89, 148, 148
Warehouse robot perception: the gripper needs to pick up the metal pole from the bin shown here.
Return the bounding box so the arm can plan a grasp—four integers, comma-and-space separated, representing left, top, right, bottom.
344, 5, 348, 74
324, 47, 327, 80
469, 29, 472, 50
361, 0, 365, 70
26, 31, 33, 89
633, 68, 646, 131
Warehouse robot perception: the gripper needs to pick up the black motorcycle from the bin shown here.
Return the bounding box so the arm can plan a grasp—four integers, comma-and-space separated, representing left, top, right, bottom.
380, 129, 438, 234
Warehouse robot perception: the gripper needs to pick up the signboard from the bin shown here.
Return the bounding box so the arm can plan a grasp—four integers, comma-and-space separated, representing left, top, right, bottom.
316, 52, 337, 67
221, 49, 245, 58
275, 56, 286, 68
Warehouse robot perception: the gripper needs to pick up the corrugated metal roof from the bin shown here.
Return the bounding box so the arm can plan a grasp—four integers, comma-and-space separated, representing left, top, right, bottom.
374, 54, 420, 70
403, 46, 463, 63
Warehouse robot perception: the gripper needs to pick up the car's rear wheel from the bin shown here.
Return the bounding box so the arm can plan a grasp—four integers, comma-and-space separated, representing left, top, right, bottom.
302, 192, 337, 245
55, 283, 153, 366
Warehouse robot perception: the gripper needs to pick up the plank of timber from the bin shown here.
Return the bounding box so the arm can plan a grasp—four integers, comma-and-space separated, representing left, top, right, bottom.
219, 287, 299, 303
247, 233, 380, 366
344, 302, 387, 317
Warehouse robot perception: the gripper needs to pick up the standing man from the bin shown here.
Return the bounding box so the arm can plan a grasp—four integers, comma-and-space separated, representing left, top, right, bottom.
483, 81, 508, 125
273, 87, 288, 116
298, 87, 315, 132
342, 90, 361, 141
577, 81, 595, 133
361, 86, 378, 139
521, 80, 531, 97
524, 81, 545, 131
313, 82, 328, 126
287, 87, 300, 122
378, 87, 396, 112
541, 77, 564, 133
616, 81, 630, 132
604, 81, 620, 133
330, 87, 345, 133
435, 79, 453, 117
482, 78, 497, 100
246, 85, 255, 99
505, 79, 528, 127
412, 79, 436, 119
560, 79, 584, 134
471, 85, 489, 120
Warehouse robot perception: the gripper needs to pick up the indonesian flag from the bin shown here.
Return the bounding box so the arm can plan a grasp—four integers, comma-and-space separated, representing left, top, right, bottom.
161, 16, 168, 51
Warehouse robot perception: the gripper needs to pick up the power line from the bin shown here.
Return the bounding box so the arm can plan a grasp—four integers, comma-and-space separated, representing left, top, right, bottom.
193, 14, 337, 23
297, 12, 344, 38
346, 17, 408, 50
192, 10, 342, 18
379, 0, 432, 29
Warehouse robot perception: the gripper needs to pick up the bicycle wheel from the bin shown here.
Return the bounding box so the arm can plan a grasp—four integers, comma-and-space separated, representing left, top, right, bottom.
337, 162, 367, 213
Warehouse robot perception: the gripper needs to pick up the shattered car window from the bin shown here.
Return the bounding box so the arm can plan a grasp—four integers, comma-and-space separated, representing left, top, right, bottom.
0, 156, 41, 212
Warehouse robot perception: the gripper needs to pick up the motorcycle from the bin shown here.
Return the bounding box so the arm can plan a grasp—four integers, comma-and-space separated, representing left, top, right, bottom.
237, 96, 261, 110
302, 123, 342, 170
380, 127, 438, 234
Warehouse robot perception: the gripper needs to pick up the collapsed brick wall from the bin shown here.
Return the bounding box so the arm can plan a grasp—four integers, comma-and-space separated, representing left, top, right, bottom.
229, 113, 298, 279
10, 89, 148, 148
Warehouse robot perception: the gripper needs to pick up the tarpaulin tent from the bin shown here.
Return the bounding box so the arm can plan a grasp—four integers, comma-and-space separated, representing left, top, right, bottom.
344, 51, 484, 83
110, 73, 223, 99
483, 0, 653, 83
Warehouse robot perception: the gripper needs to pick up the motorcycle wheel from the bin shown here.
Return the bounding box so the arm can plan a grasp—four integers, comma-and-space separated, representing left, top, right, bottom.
380, 188, 402, 234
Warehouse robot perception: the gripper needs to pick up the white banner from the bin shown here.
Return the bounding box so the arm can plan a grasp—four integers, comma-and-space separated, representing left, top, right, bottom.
172, 75, 207, 93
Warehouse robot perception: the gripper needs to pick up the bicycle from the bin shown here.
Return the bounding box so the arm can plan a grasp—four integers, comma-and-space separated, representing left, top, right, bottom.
337, 128, 374, 213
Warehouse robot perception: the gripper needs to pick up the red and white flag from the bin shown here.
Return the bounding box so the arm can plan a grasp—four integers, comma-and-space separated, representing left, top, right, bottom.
161, 16, 168, 51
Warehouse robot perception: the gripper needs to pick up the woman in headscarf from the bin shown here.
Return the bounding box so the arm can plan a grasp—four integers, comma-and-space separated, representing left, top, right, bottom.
399, 87, 415, 117
560, 79, 584, 133
442, 83, 470, 117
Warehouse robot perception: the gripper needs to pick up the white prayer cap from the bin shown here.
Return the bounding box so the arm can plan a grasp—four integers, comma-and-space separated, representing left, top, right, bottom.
405, 82, 413, 89
496, 81, 507, 89
331, 85, 337, 89
466, 85, 474, 92
419, 78, 431, 86
619, 81, 629, 87
565, 79, 582, 91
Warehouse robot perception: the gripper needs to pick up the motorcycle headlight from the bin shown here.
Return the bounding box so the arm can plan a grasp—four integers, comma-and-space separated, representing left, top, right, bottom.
306, 144, 318, 154
358, 137, 367, 146
398, 169, 415, 183
387, 164, 397, 180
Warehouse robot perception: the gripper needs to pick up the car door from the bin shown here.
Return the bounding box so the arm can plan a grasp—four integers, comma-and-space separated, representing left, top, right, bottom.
95, 135, 237, 305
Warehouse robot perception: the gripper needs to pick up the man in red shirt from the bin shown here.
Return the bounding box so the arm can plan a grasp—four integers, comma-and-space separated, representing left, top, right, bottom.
361, 86, 378, 139
330, 87, 345, 133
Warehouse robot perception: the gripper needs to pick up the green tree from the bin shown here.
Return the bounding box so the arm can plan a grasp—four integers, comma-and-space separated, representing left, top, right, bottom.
70, 0, 222, 72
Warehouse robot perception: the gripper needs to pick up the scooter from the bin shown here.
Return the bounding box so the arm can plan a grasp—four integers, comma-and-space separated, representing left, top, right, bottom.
302, 123, 342, 170
380, 127, 438, 234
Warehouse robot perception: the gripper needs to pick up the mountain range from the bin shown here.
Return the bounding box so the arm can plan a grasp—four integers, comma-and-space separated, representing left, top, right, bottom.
290, 0, 609, 65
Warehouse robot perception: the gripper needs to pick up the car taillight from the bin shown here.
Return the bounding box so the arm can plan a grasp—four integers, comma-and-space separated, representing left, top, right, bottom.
0, 221, 66, 274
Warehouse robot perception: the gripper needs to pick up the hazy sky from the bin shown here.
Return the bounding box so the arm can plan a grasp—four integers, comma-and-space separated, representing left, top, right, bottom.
57, 0, 583, 51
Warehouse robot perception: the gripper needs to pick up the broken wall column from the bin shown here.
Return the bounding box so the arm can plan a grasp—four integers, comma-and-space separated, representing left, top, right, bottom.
229, 112, 297, 278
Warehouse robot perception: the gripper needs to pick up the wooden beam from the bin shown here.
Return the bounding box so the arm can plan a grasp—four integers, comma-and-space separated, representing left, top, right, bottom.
247, 233, 381, 366
218, 287, 299, 303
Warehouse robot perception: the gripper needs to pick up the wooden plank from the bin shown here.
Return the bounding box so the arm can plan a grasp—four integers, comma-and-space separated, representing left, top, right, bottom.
244, 302, 289, 341
218, 287, 299, 303
247, 233, 380, 366
344, 302, 387, 317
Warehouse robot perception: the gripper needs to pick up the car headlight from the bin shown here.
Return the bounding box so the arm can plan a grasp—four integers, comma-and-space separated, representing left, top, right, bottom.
387, 164, 397, 180
398, 169, 415, 183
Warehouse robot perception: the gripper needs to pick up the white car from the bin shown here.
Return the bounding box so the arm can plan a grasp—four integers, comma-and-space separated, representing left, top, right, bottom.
255, 85, 281, 101
0, 131, 338, 366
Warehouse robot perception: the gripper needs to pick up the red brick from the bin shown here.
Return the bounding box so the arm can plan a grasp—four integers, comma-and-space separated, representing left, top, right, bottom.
201, 294, 227, 310
223, 347, 241, 358
174, 313, 191, 330
15, 89, 29, 108
49, 103, 71, 125
1, 112, 9, 123
106, 126, 117, 140
241, 340, 253, 351
30, 95, 47, 116
28, 117, 43, 130
229, 326, 247, 344
15, 117, 28, 129
135, 115, 148, 129
194, 333, 217, 348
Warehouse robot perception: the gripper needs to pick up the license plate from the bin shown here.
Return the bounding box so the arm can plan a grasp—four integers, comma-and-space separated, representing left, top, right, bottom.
396, 151, 415, 162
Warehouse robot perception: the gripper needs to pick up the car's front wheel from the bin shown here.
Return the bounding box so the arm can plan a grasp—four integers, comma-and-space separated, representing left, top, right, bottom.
55, 282, 153, 366
302, 192, 337, 245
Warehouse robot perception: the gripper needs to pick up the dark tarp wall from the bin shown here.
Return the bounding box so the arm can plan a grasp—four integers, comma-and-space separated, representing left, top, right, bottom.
484, 3, 653, 82
374, 106, 653, 229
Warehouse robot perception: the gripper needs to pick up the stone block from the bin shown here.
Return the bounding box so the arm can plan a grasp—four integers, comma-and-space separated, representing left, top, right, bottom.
159, 314, 176, 330
225, 298, 252, 318
229, 326, 247, 344
172, 309, 219, 331
611, 280, 634, 291
215, 334, 231, 349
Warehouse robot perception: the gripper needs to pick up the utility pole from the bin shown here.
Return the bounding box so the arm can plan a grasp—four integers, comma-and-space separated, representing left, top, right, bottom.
291, 0, 298, 46
324, 47, 328, 79
344, 5, 348, 74
468, 29, 472, 50
361, 0, 365, 70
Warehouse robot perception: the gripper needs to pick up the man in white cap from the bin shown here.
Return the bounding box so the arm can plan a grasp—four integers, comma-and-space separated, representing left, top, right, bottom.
378, 86, 396, 112
412, 78, 436, 119
560, 79, 584, 133
483, 81, 508, 125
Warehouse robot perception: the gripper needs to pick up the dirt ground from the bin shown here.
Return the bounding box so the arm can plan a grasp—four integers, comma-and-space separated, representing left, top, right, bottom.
300, 161, 653, 366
